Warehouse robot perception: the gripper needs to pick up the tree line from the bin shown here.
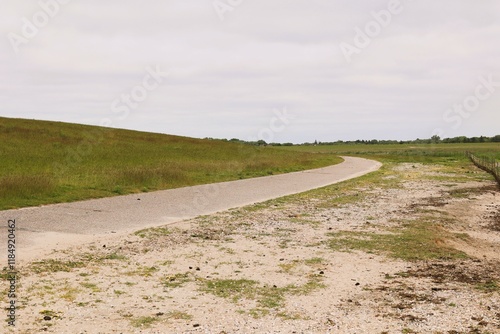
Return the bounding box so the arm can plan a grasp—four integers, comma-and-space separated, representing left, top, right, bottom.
214, 135, 500, 146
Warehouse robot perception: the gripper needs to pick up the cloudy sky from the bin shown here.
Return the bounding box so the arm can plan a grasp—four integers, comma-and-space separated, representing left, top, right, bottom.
1, 1, 499, 143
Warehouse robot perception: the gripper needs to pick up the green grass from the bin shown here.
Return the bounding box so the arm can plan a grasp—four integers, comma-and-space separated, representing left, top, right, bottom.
278, 142, 500, 161
30, 259, 86, 274
475, 280, 499, 293
165, 310, 192, 320
162, 273, 191, 288
126, 266, 160, 277
0, 117, 342, 210
201, 277, 325, 317
130, 316, 159, 328
327, 219, 468, 261
27, 251, 129, 274
134, 227, 171, 239
101, 252, 128, 261
80, 282, 101, 292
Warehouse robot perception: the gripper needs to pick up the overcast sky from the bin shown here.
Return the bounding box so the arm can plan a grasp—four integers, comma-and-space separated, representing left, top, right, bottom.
1, 1, 499, 143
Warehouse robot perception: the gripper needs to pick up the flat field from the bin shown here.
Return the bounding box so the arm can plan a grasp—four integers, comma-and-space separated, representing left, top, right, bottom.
278, 142, 500, 163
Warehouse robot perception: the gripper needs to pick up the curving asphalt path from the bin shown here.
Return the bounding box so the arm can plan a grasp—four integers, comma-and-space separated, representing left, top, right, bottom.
0, 157, 381, 257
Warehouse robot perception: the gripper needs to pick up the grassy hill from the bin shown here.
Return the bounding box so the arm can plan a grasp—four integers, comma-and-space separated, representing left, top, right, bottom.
0, 117, 342, 210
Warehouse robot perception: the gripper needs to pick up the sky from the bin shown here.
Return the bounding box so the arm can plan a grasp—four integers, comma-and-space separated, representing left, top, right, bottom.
1, 0, 500, 143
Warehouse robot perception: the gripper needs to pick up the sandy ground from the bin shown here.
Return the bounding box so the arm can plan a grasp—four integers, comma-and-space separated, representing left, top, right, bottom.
1, 160, 500, 333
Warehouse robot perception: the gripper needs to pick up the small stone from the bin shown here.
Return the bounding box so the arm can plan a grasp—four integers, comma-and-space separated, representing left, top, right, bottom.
156, 312, 164, 316
43, 316, 52, 321
355, 282, 360, 286
189, 267, 193, 270
319, 271, 325, 275
196, 267, 201, 271
279, 258, 285, 261
193, 324, 200, 328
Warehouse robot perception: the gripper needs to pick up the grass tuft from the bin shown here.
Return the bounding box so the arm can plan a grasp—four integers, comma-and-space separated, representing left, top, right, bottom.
130, 316, 158, 328
327, 220, 468, 261
201, 277, 325, 317
30, 259, 86, 274
134, 227, 171, 239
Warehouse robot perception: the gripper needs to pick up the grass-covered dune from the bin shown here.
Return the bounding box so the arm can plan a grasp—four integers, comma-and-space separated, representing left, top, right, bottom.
0, 117, 341, 210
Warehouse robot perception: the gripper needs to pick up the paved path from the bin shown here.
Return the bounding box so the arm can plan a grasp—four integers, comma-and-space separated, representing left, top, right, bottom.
0, 157, 381, 258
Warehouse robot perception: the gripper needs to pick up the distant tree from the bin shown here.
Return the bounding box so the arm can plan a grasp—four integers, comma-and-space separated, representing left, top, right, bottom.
256, 140, 267, 146
431, 135, 441, 143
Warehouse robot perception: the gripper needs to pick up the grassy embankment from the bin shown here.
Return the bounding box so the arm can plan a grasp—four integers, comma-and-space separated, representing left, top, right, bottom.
0, 117, 341, 210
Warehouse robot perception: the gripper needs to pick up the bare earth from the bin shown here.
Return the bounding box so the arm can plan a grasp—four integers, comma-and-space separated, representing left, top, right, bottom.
1, 160, 500, 333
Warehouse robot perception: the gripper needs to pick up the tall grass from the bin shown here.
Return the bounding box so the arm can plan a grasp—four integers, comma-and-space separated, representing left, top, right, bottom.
0, 117, 341, 210
0, 175, 55, 198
